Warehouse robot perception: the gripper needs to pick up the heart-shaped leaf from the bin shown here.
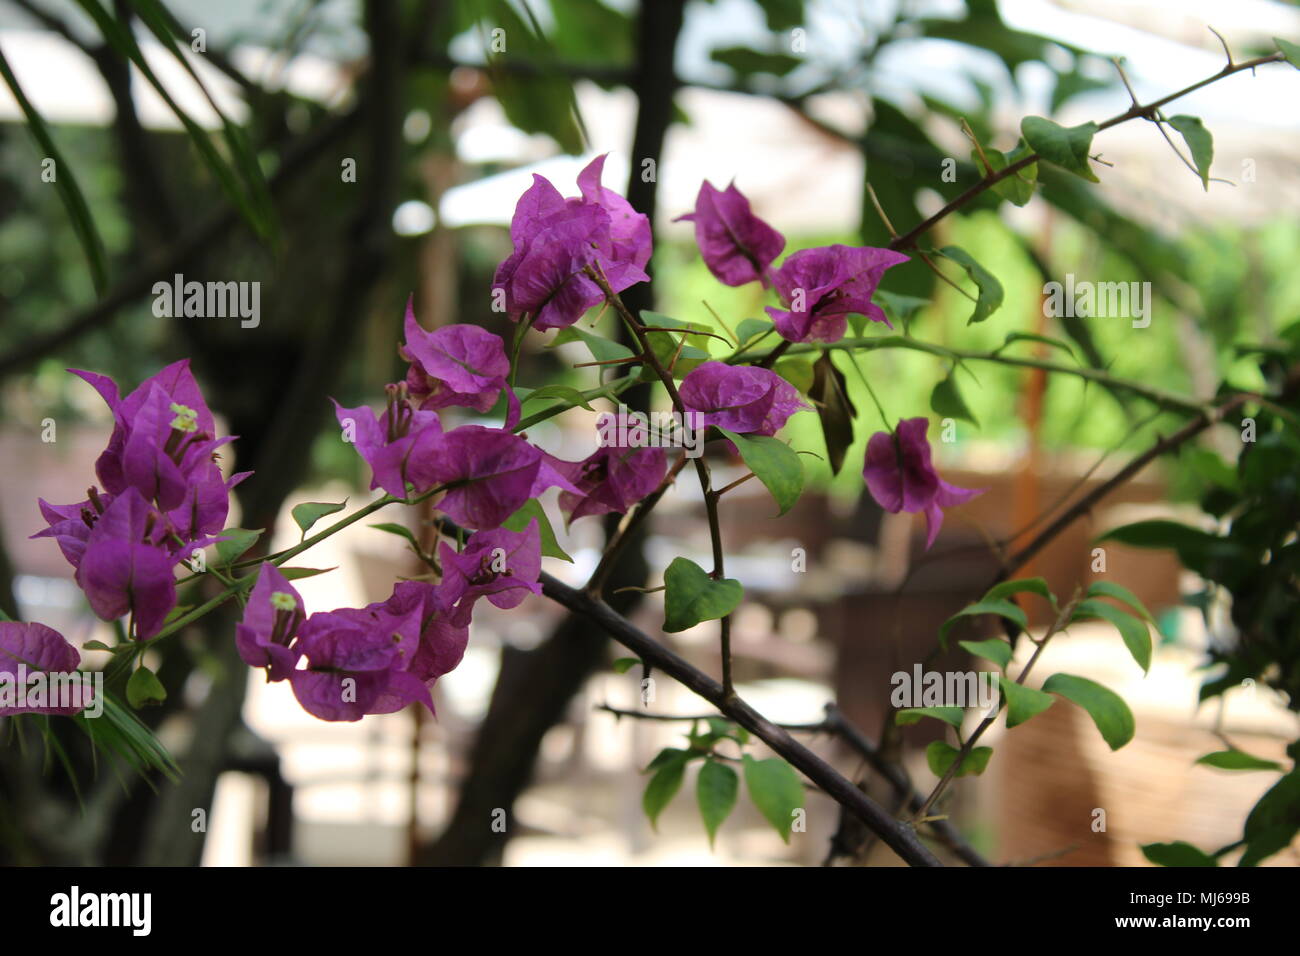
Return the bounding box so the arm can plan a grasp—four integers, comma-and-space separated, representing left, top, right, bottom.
1021, 116, 1099, 182
662, 557, 744, 633
718, 429, 805, 516
292, 500, 347, 536
999, 677, 1055, 728
925, 741, 993, 777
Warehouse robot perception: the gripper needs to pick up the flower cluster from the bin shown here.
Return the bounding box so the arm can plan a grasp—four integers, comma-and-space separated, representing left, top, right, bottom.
33, 361, 248, 639
675, 181, 981, 542
24, 161, 981, 729
234, 563, 472, 722
492, 155, 651, 331
677, 181, 908, 344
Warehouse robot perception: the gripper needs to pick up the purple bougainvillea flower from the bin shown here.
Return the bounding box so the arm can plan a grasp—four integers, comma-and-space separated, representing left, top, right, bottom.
31, 490, 115, 571
236, 563, 305, 682
168, 463, 251, 545
555, 445, 667, 523
380, 581, 469, 698
492, 161, 649, 331
493, 192, 612, 331
436, 520, 542, 624
862, 417, 983, 549
414, 425, 578, 530
675, 181, 785, 287
71, 361, 220, 506
766, 244, 909, 344
118, 383, 229, 512
399, 300, 517, 421
576, 154, 652, 272
0, 621, 91, 716
678, 361, 808, 437
289, 589, 435, 722
74, 488, 177, 640
333, 387, 443, 499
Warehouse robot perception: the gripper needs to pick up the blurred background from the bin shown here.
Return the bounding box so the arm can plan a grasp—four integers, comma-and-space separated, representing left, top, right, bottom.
1, 0, 1298, 866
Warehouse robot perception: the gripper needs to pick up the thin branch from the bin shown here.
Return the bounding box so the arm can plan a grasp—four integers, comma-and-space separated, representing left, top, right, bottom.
583, 265, 737, 697
542, 573, 942, 866
914, 588, 1082, 821
888, 51, 1286, 251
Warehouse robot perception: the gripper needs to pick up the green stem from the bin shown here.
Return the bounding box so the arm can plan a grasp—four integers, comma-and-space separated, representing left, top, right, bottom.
155, 486, 446, 645
512, 373, 641, 433
841, 349, 893, 432
750, 335, 1206, 414
508, 313, 533, 388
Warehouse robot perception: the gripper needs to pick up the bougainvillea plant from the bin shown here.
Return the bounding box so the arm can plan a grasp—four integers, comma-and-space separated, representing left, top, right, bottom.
8, 40, 1300, 869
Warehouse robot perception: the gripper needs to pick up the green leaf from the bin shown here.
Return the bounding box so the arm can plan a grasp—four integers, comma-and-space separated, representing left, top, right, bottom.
809, 351, 857, 475
1240, 770, 1300, 866
896, 706, 964, 728
645, 747, 690, 772
1051, 69, 1111, 115
662, 557, 744, 633
742, 755, 804, 843
999, 677, 1055, 728
1096, 520, 1238, 581
1020, 116, 1099, 182
939, 598, 1028, 648
642, 752, 688, 829
645, 338, 710, 380
278, 566, 336, 581
871, 291, 930, 329
755, 0, 803, 32
551, 324, 636, 364
1072, 599, 1151, 673
1196, 750, 1283, 772
215, 528, 262, 567
1276, 37, 1300, 69
935, 246, 1004, 324
75, 693, 179, 782
612, 657, 640, 675
717, 429, 805, 516
476, 0, 586, 153
975, 139, 1037, 206
710, 47, 802, 77
1141, 841, 1217, 867
735, 318, 775, 346
73, 0, 276, 238
292, 500, 348, 536
502, 499, 573, 562
1086, 580, 1155, 623
984, 576, 1057, 610
1042, 673, 1134, 750
960, 638, 1013, 670
369, 522, 423, 553
0, 48, 107, 294
930, 371, 978, 426
126, 665, 167, 709
696, 758, 739, 847
925, 741, 993, 777
1167, 115, 1213, 191
774, 358, 815, 395
519, 384, 595, 411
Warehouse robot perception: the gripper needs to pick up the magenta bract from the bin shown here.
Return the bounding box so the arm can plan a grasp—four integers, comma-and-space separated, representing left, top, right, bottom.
862, 417, 983, 549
